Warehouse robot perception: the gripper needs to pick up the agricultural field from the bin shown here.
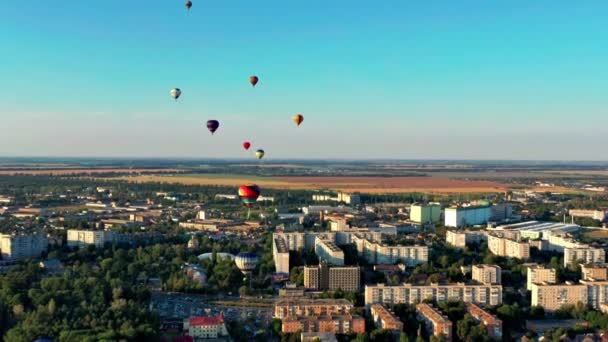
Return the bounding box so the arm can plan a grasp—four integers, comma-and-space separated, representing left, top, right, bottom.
113, 174, 510, 193
0, 168, 184, 175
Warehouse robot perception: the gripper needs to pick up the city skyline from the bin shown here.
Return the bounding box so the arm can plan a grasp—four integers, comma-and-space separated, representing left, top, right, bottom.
1, 1, 607, 160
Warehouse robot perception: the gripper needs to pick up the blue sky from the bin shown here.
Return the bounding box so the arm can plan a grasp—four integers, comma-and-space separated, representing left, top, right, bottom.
0, 1, 606, 160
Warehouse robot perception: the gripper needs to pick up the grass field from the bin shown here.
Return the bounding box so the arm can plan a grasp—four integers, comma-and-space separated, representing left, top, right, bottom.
113, 174, 510, 193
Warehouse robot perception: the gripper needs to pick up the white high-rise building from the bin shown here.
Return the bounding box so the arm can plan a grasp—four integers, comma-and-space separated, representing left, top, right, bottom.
0, 233, 48, 260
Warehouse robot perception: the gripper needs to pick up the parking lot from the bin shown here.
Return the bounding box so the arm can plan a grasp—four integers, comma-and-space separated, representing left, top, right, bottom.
150, 292, 273, 335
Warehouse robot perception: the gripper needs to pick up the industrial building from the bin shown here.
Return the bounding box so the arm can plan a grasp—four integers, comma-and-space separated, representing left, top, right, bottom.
444, 205, 492, 228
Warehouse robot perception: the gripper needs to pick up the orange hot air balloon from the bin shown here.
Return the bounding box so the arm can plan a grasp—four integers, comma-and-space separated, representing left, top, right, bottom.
293, 114, 304, 126
249, 76, 259, 87
243, 142, 251, 150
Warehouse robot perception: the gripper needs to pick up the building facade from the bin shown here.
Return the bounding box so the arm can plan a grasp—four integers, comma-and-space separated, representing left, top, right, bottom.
352, 235, 427, 266
487, 234, 530, 259
465, 303, 502, 339
67, 229, 115, 248
444, 205, 492, 228
364, 283, 502, 306
273, 299, 354, 319
304, 263, 360, 292
445, 230, 486, 248
416, 303, 452, 341
0, 233, 48, 260
564, 246, 605, 267
410, 203, 441, 224
581, 264, 608, 281
530, 282, 588, 312
315, 237, 345, 266
527, 264, 557, 291
183, 313, 229, 339
472, 264, 502, 285
282, 315, 365, 334
370, 304, 403, 331
273, 236, 291, 274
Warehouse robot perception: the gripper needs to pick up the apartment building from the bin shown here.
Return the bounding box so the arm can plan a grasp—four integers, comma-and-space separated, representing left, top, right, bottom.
472, 264, 502, 285
282, 315, 365, 334
416, 303, 452, 341
273, 236, 290, 274
352, 234, 427, 266
530, 282, 588, 312
364, 283, 502, 306
527, 264, 557, 291
564, 246, 605, 267
580, 280, 608, 312
315, 237, 345, 266
465, 303, 502, 339
67, 229, 116, 248
445, 230, 486, 248
370, 304, 403, 331
0, 233, 48, 260
581, 264, 608, 281
273, 299, 354, 319
410, 203, 441, 224
304, 263, 360, 292
487, 234, 530, 259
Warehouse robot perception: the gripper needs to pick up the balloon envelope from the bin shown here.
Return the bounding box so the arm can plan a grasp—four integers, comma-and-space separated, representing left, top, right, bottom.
235, 252, 259, 273
249, 76, 259, 87
243, 142, 251, 150
206, 120, 220, 134
170, 88, 181, 101
238, 185, 261, 207
293, 114, 304, 126
255, 149, 265, 159
185, 1, 192, 10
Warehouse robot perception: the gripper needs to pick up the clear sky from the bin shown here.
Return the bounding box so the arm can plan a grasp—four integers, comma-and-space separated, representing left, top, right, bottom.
1, 1, 607, 160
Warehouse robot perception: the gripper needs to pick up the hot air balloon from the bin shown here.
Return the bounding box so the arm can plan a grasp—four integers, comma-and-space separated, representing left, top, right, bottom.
249, 76, 259, 87
170, 88, 181, 101
185, 0, 192, 11
255, 149, 265, 159
293, 114, 304, 126
235, 252, 259, 275
238, 185, 261, 208
206, 120, 219, 134
243, 142, 251, 150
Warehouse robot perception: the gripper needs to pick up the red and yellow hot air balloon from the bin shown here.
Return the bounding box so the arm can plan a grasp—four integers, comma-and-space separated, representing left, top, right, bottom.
243, 142, 251, 150
293, 114, 304, 126
249, 76, 259, 87
238, 185, 261, 208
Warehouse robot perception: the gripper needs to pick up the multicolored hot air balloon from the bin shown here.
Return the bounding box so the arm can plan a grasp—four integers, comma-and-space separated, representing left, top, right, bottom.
170, 88, 181, 101
249, 76, 259, 87
185, 0, 192, 11
293, 114, 304, 126
238, 185, 260, 208
243, 142, 251, 150
255, 149, 265, 159
206, 120, 219, 134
